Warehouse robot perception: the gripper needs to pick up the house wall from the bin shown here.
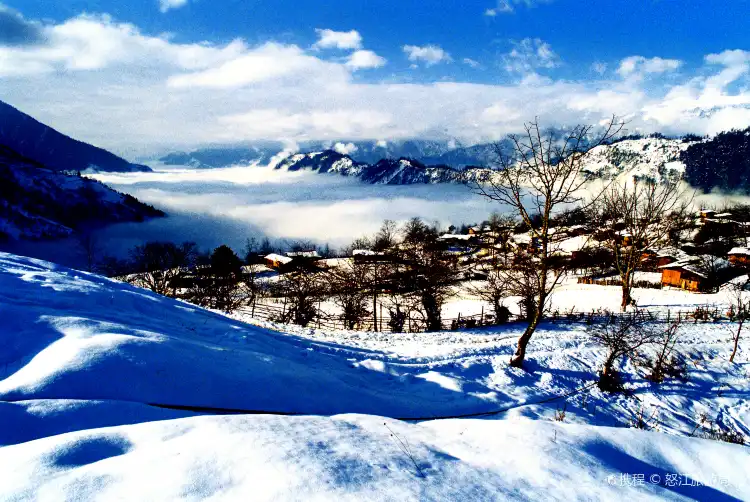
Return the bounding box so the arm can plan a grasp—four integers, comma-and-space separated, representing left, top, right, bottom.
661, 269, 682, 287
729, 255, 750, 266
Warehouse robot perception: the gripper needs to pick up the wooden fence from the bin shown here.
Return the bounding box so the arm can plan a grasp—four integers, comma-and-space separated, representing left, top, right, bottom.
240, 299, 733, 334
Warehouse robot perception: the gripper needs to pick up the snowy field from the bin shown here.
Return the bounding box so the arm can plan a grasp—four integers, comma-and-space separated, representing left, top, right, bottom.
1, 251, 749, 500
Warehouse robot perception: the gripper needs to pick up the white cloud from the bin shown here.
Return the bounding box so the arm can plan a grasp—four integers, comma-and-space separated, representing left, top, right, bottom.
313, 29, 362, 50
2, 10, 750, 158
486, 0, 550, 16
167, 43, 346, 88
403, 45, 452, 66
502, 38, 560, 74
617, 56, 682, 78
332, 142, 359, 155
642, 50, 750, 132
463, 58, 482, 69
345, 50, 386, 69
0, 14, 248, 77
219, 109, 393, 140
158, 0, 188, 13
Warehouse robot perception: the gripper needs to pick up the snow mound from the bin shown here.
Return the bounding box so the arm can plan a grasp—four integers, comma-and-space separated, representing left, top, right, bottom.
1, 414, 748, 501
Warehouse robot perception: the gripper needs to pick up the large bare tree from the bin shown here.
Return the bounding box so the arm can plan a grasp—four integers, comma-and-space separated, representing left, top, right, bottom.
596, 179, 689, 310
475, 116, 625, 367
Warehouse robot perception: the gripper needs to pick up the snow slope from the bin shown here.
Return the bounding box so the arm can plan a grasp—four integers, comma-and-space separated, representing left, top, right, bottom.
0, 253, 499, 418
1, 252, 749, 500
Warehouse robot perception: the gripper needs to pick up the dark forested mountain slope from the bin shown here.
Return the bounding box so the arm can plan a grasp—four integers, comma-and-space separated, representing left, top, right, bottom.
0, 100, 151, 173
682, 128, 750, 193
0, 144, 163, 241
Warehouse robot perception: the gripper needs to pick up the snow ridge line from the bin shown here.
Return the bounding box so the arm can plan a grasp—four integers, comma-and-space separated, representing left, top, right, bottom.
0, 381, 599, 423
156, 379, 600, 420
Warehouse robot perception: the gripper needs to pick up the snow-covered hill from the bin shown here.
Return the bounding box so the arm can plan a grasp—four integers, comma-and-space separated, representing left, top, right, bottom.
1, 252, 749, 500
581, 137, 694, 183
0, 145, 164, 240
0, 100, 151, 174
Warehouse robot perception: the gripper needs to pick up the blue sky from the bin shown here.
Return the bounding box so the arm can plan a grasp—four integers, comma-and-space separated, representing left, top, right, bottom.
1, 0, 749, 156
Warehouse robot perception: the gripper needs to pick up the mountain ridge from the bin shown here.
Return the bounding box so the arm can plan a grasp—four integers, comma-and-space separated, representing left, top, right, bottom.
0, 100, 151, 174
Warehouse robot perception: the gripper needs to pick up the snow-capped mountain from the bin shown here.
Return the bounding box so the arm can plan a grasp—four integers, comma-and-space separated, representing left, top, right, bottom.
580, 136, 695, 183
159, 139, 504, 170
274, 138, 700, 186
0, 100, 151, 173
275, 150, 497, 185
0, 144, 164, 241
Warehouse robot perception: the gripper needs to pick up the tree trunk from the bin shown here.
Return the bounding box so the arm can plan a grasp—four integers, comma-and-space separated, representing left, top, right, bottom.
509, 312, 541, 368
621, 273, 633, 311
730, 319, 743, 363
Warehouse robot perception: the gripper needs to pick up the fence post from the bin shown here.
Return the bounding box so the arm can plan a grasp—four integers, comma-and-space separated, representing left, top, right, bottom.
380, 304, 383, 332
480, 306, 484, 325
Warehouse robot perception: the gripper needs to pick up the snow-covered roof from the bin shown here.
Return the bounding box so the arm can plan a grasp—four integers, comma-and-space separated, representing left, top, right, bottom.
286, 250, 319, 258
656, 247, 691, 262
352, 249, 376, 256
439, 233, 474, 241
658, 259, 706, 278
264, 253, 293, 264
729, 247, 750, 256
714, 212, 733, 218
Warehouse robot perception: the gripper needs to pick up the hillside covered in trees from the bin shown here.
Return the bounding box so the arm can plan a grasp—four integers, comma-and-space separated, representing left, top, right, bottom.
682, 127, 750, 193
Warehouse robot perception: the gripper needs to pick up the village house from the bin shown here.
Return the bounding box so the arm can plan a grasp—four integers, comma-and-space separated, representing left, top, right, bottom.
728, 247, 750, 267
698, 209, 716, 222
264, 253, 293, 269
438, 233, 478, 245
659, 259, 707, 292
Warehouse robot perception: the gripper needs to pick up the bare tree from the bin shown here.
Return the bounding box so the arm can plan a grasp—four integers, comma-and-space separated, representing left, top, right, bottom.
77, 231, 101, 272
394, 218, 457, 331
641, 319, 685, 383
274, 269, 325, 327
726, 276, 750, 363
373, 219, 398, 251
327, 258, 371, 329
127, 241, 198, 297
467, 267, 510, 323
186, 245, 258, 313
596, 179, 689, 310
475, 116, 625, 367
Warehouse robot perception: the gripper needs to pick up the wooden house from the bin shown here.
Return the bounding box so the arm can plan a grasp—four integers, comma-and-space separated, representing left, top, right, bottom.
659, 261, 707, 292
728, 247, 750, 267
264, 253, 293, 269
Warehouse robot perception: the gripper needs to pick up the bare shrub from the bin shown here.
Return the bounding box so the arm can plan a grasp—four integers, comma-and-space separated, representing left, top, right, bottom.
690, 413, 746, 445
629, 403, 659, 431
639, 320, 688, 383
589, 311, 659, 391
